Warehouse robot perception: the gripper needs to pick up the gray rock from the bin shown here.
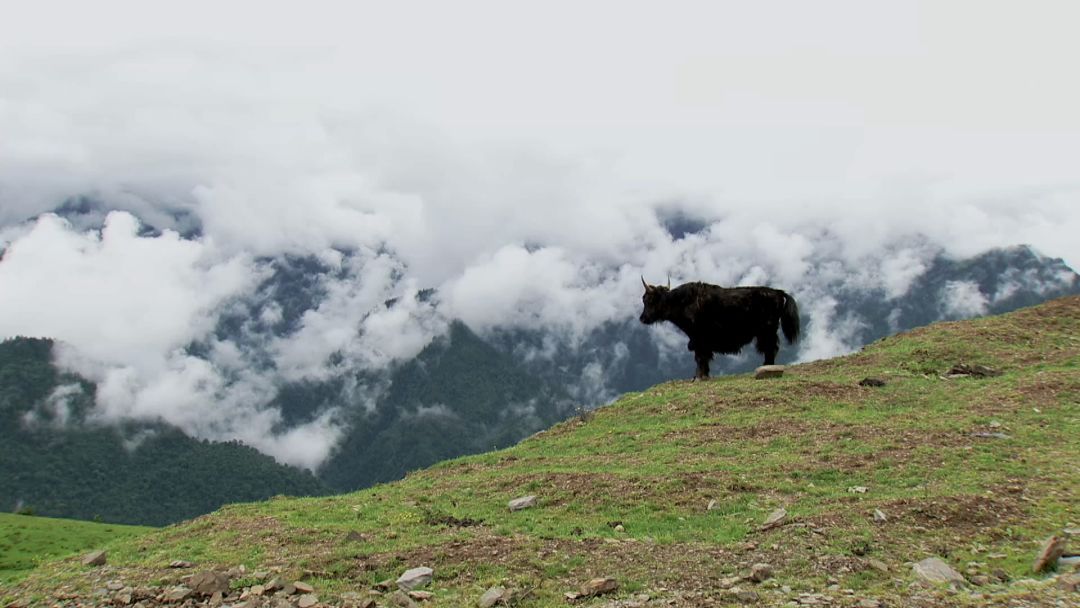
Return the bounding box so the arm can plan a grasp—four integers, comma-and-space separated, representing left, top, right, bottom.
163, 586, 192, 602
477, 586, 509, 608
508, 495, 537, 512
396, 567, 434, 591
867, 558, 889, 573
873, 509, 887, 523
294, 582, 315, 594
168, 560, 195, 569
913, 557, 966, 586
761, 508, 788, 529
1059, 572, 1080, 593
297, 594, 318, 608
82, 550, 107, 566
189, 571, 231, 596
755, 365, 785, 379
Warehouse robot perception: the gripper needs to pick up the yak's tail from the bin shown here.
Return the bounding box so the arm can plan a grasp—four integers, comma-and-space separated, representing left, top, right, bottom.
780, 291, 800, 344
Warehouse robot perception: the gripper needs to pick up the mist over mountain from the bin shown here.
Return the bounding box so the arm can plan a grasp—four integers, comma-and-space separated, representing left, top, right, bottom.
2, 197, 1076, 496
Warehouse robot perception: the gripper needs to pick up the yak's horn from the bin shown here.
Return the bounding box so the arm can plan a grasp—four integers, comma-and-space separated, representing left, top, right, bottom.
667, 275, 671, 289
641, 275, 650, 290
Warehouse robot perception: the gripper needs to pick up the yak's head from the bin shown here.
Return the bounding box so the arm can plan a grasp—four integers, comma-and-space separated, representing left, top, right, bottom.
639, 277, 670, 325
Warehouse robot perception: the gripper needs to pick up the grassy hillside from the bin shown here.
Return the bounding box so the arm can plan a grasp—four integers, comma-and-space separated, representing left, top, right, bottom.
0, 513, 152, 585
5, 297, 1079, 606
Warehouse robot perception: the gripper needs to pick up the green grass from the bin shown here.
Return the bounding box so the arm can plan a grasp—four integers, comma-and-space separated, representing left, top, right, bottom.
5, 297, 1079, 606
0, 513, 153, 585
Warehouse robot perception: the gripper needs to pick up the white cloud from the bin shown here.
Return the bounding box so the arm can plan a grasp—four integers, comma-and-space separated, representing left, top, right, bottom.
2, 1, 1080, 468
940, 281, 989, 319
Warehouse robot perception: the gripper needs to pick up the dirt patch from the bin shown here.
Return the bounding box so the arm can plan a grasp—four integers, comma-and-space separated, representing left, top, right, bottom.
1014, 373, 1079, 404
877, 494, 1026, 534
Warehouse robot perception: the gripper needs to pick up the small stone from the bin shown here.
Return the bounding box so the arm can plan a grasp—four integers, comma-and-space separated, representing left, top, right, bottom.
873, 509, 887, 523
396, 567, 434, 591
477, 586, 507, 608
82, 550, 108, 567
250, 585, 265, 596
749, 563, 773, 583
718, 576, 741, 589
1032, 535, 1067, 573
867, 558, 889, 573
755, 365, 785, 379
297, 594, 318, 608
168, 560, 195, 569
579, 577, 618, 597
374, 578, 395, 591
163, 586, 192, 603
508, 495, 537, 512
209, 591, 223, 606
107, 581, 125, 592
913, 557, 966, 586
407, 591, 433, 601
857, 600, 881, 608
707, 499, 719, 511
847, 486, 868, 494
252, 570, 270, 580
614, 524, 625, 532
294, 582, 315, 594
762, 508, 788, 529
189, 571, 231, 596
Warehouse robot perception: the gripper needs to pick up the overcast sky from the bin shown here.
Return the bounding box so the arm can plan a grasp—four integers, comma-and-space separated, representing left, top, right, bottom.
2, 0, 1079, 467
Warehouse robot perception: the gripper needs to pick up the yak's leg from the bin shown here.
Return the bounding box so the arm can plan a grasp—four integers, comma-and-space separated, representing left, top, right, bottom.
756, 329, 780, 366
693, 349, 713, 380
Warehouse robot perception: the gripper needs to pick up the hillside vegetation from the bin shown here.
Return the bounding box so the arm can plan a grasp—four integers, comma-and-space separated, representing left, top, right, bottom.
0, 513, 151, 586
5, 297, 1079, 606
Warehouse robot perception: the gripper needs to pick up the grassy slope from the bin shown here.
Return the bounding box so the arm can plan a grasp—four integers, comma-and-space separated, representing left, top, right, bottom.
5, 297, 1079, 606
0, 513, 152, 585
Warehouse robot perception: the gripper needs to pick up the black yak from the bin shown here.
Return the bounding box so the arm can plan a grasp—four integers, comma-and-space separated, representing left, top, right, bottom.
639, 278, 800, 380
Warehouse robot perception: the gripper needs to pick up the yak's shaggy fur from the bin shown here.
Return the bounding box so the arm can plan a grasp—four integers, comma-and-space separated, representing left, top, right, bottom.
640, 279, 800, 379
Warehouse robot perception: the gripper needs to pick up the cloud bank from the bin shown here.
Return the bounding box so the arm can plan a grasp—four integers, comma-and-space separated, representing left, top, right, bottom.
2, 1, 1080, 467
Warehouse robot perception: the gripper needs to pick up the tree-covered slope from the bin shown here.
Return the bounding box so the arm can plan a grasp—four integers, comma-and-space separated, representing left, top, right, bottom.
0, 338, 329, 526
6, 297, 1077, 606
318, 321, 573, 491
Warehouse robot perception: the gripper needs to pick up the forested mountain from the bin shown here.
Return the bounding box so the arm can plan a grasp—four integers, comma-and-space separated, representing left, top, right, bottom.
0, 338, 328, 526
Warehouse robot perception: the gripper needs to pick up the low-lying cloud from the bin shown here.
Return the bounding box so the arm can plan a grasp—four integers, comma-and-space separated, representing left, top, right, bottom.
3, 6, 1080, 467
